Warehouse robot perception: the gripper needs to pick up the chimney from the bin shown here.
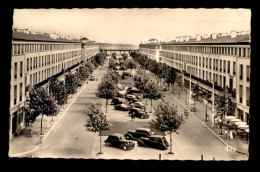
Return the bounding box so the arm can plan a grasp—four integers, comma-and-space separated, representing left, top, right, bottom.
29, 29, 36, 35
204, 34, 209, 39
196, 34, 202, 41
230, 31, 237, 38
211, 33, 218, 40
176, 37, 180, 42
185, 36, 191, 42
180, 36, 185, 42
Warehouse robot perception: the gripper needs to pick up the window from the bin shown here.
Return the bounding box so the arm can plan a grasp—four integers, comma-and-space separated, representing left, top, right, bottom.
223, 60, 226, 73
36, 57, 38, 69
246, 87, 250, 106
27, 59, 29, 71
14, 62, 17, 79
239, 85, 243, 103
233, 62, 236, 75
20, 61, 23, 77
220, 60, 222, 72
20, 83, 22, 102
14, 85, 17, 105
240, 64, 243, 80
246, 65, 250, 82
30, 74, 32, 86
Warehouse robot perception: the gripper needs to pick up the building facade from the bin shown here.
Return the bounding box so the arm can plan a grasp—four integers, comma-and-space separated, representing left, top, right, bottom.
10, 30, 99, 140
139, 31, 250, 123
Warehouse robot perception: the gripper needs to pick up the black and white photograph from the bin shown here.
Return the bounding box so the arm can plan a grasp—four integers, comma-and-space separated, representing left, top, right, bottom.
8, 8, 251, 161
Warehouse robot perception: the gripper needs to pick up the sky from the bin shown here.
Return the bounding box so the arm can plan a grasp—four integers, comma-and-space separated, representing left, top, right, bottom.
13, 8, 251, 46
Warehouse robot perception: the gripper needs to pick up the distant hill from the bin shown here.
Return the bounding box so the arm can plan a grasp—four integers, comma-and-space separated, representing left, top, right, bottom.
98, 43, 138, 50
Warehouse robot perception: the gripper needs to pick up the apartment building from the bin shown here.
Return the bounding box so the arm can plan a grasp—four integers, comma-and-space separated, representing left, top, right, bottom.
10, 29, 99, 140
139, 31, 251, 123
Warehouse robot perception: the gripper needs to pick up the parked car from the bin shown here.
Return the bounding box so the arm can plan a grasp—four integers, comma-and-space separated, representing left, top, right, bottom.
127, 87, 142, 94
120, 66, 127, 70
128, 107, 149, 119
122, 71, 131, 76
124, 128, 154, 140
113, 66, 120, 70
89, 75, 95, 81
116, 92, 125, 98
129, 98, 140, 104
125, 94, 138, 101
114, 103, 131, 111
137, 135, 169, 150
130, 102, 146, 110
111, 98, 124, 105
104, 133, 135, 151
161, 86, 168, 92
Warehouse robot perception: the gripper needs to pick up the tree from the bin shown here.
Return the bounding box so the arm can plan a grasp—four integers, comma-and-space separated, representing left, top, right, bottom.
94, 53, 106, 65
78, 65, 90, 82
108, 58, 117, 69
49, 77, 68, 109
28, 86, 58, 135
150, 98, 185, 154
85, 102, 111, 155
111, 52, 117, 60
122, 53, 128, 61
124, 58, 137, 76
165, 67, 177, 93
65, 72, 78, 96
175, 72, 183, 98
96, 75, 118, 113
144, 78, 162, 113
107, 69, 119, 84
85, 60, 95, 74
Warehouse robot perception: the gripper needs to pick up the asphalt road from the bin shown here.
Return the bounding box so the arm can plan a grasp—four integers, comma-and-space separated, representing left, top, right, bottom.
31, 60, 248, 160
31, 63, 108, 159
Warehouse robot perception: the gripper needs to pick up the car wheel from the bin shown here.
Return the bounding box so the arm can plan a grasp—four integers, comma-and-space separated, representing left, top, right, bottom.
123, 146, 127, 151
141, 116, 144, 119
137, 141, 143, 147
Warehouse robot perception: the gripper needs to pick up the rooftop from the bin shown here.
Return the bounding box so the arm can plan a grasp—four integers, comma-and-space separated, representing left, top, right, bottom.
165, 34, 250, 45
12, 31, 81, 43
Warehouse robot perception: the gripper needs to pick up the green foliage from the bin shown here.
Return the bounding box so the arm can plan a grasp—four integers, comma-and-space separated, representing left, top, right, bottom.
176, 72, 183, 87
111, 52, 117, 60
165, 67, 177, 85
150, 98, 185, 133
85, 61, 95, 74
96, 75, 118, 100
85, 102, 111, 132
124, 58, 137, 70
122, 53, 128, 60
144, 78, 162, 100
49, 78, 68, 106
65, 72, 78, 95
106, 69, 119, 84
108, 59, 117, 69
94, 53, 106, 65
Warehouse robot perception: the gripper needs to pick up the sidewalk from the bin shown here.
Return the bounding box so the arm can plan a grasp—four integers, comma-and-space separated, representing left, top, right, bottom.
9, 66, 101, 157
168, 85, 249, 156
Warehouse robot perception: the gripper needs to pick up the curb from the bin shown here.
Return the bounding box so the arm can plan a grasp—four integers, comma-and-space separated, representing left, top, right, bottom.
167, 92, 248, 156
9, 66, 103, 158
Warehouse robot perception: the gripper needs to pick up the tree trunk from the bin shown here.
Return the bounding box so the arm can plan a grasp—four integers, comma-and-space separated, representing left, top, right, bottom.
106, 99, 108, 113
99, 129, 103, 154
40, 114, 44, 135
169, 131, 173, 154
150, 99, 153, 113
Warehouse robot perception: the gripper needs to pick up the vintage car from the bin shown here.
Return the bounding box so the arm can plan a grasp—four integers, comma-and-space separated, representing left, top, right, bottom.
124, 128, 154, 140
104, 133, 135, 151
89, 75, 96, 81
128, 108, 149, 119
125, 94, 138, 101
111, 98, 124, 105
114, 103, 131, 111
127, 87, 142, 94
130, 102, 146, 110
137, 135, 169, 150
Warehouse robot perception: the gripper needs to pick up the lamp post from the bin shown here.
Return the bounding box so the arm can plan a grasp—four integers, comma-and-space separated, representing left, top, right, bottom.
204, 91, 208, 122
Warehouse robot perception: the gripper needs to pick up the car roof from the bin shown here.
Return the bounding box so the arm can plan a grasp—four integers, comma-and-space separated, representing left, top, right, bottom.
137, 128, 151, 132
149, 135, 165, 138
109, 133, 124, 137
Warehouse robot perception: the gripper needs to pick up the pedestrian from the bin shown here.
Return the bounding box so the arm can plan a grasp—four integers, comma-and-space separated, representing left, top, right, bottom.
131, 112, 135, 121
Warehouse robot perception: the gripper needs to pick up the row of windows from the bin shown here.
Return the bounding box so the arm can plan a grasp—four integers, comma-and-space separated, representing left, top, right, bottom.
160, 52, 250, 82
166, 59, 250, 107
12, 43, 81, 55
161, 45, 250, 58
25, 51, 81, 72
13, 59, 78, 106
140, 49, 156, 56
